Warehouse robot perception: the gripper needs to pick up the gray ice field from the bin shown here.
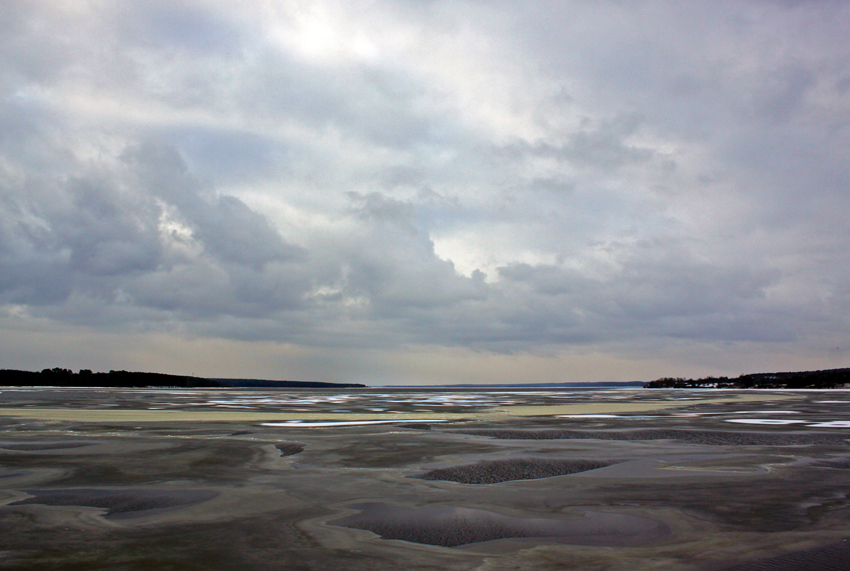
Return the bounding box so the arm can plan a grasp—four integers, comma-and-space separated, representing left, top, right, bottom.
1, 388, 850, 570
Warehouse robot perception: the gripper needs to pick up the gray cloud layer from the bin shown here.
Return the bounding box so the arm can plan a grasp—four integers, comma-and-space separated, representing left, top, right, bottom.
1, 0, 849, 380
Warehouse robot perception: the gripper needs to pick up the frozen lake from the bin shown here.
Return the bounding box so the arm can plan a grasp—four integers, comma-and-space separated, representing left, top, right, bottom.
1, 387, 849, 570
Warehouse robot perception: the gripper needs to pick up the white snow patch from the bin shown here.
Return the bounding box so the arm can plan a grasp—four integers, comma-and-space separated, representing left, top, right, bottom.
555, 414, 621, 418
806, 421, 850, 428
260, 419, 446, 428
725, 419, 807, 425
730, 410, 800, 414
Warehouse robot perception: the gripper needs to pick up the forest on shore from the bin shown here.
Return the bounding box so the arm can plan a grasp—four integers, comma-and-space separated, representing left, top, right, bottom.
644, 368, 850, 389
0, 368, 366, 389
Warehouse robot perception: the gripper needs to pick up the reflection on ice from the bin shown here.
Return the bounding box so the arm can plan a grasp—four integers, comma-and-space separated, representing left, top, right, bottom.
261, 419, 446, 428
730, 410, 800, 414
807, 421, 850, 428
555, 414, 621, 418
725, 419, 807, 425
119, 387, 678, 416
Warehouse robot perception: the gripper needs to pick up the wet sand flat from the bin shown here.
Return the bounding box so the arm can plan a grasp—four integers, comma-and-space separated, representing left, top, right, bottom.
1, 387, 849, 570
10, 488, 217, 519
330, 502, 670, 547
0, 408, 472, 423
417, 458, 617, 484
497, 393, 791, 417
0, 393, 789, 423
723, 539, 850, 570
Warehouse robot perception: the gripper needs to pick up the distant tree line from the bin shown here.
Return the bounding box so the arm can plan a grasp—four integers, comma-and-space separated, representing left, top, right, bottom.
644, 368, 850, 389
0, 369, 365, 388
0, 368, 219, 388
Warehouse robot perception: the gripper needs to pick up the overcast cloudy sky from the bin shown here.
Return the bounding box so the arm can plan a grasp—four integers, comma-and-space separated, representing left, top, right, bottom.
1, 1, 848, 384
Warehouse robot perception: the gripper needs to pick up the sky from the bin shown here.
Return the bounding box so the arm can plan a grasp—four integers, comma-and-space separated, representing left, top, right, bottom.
1, 0, 849, 385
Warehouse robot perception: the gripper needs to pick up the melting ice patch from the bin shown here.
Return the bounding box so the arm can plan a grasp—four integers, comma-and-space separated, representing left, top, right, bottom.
260, 419, 446, 428
730, 410, 800, 415
725, 419, 807, 425
555, 414, 622, 418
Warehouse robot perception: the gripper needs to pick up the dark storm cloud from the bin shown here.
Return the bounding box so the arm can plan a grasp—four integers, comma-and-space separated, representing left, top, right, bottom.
126, 143, 307, 268
0, 133, 311, 323
60, 176, 163, 277
338, 192, 487, 316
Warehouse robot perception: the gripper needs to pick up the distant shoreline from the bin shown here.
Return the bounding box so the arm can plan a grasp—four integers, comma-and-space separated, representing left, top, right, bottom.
4, 367, 848, 390
0, 369, 366, 389
378, 381, 646, 389
644, 367, 850, 389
